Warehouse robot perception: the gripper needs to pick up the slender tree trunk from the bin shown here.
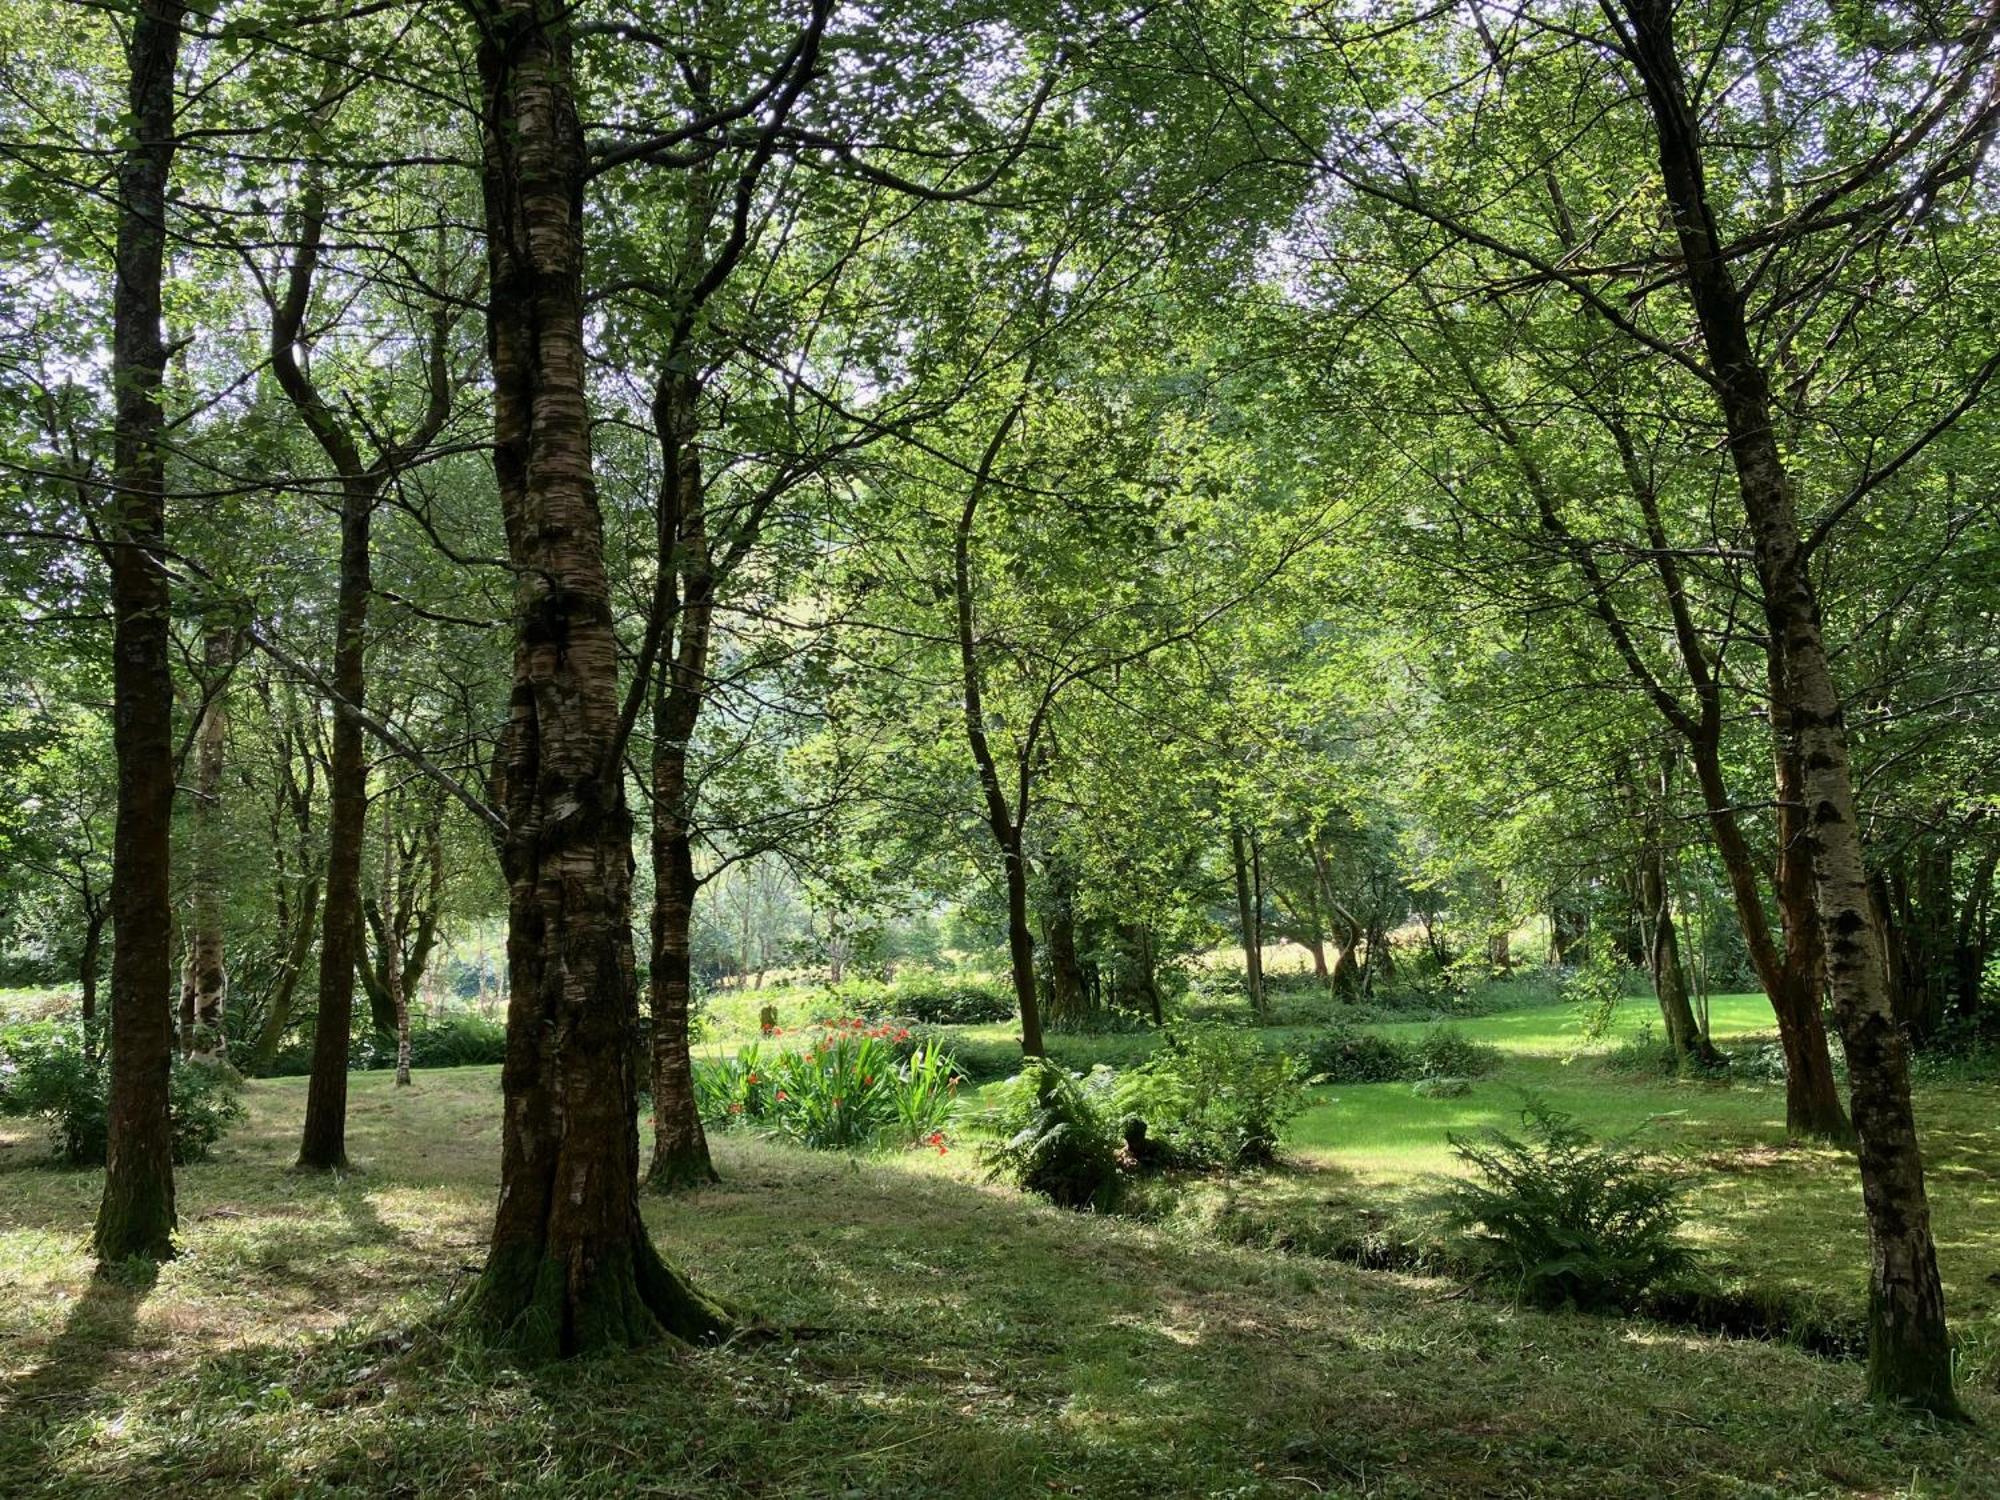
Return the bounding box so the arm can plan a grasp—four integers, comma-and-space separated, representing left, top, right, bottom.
1640, 822, 1718, 1067
952, 385, 1045, 1058
1953, 849, 1997, 1019
250, 873, 319, 1073
1624, 0, 1956, 1410
1043, 888, 1089, 1031
296, 479, 370, 1170
187, 625, 233, 1066
1001, 835, 1044, 1055
381, 802, 411, 1087
95, 0, 186, 1268
1686, 740, 1848, 1137
1231, 827, 1265, 1013
177, 927, 195, 1058
79, 895, 106, 1064
647, 368, 720, 1185
459, 0, 724, 1356
648, 806, 715, 1190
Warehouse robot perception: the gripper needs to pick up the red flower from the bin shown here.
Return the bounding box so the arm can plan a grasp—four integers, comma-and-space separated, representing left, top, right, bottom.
863, 1075, 874, 1087
747, 1072, 759, 1084
775, 1090, 789, 1102
728, 1102, 743, 1115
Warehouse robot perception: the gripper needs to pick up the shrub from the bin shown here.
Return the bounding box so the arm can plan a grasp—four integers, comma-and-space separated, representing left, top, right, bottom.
0, 1021, 243, 1166
693, 1020, 964, 1152
1407, 1023, 1502, 1080
1302, 1022, 1498, 1085
1301, 1026, 1413, 1083
402, 1013, 509, 1070
1444, 1096, 1700, 1310
259, 1010, 510, 1077
694, 1040, 776, 1129
169, 1062, 247, 1163
828, 974, 1015, 1026
1114, 1022, 1307, 1168
0, 1022, 104, 1162
982, 1059, 1124, 1210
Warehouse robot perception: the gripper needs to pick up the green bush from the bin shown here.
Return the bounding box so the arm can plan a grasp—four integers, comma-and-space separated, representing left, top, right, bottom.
1407, 1023, 1502, 1080
0, 1022, 104, 1162
1444, 1096, 1700, 1310
260, 1010, 510, 1077
1114, 1022, 1307, 1168
1302, 1022, 1499, 1085
693, 1020, 965, 1152
982, 1059, 1124, 1211
169, 1062, 246, 1163
401, 1013, 509, 1069
829, 974, 1015, 1026
1301, 1027, 1413, 1083
0, 1021, 244, 1166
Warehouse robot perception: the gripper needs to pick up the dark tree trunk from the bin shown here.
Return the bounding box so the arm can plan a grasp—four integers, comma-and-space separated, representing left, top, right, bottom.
1549, 903, 1588, 966
296, 479, 369, 1170
249, 873, 319, 1073
649, 809, 714, 1190
79, 894, 106, 1064
953, 386, 1044, 1058
1638, 820, 1719, 1067
1001, 836, 1044, 1056
459, 0, 724, 1356
1624, 0, 1956, 1411
1952, 849, 1997, 1020
187, 624, 233, 1065
269, 117, 449, 1162
1043, 888, 1090, 1031
1231, 827, 1266, 1012
95, 0, 186, 1268
644, 369, 717, 1192
1117, 922, 1163, 1024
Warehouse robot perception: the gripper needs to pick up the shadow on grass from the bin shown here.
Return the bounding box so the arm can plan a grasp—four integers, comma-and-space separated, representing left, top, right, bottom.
0, 1260, 157, 1488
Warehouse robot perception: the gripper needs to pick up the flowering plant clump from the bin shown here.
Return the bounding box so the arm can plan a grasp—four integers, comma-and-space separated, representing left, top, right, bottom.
693, 1019, 964, 1154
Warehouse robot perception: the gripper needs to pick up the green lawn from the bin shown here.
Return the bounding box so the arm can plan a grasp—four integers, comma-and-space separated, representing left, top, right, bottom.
4, 1064, 1999, 1497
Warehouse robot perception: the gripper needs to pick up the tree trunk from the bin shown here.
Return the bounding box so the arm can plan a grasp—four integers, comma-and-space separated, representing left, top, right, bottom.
177, 927, 195, 1058
647, 364, 719, 1186
1231, 827, 1266, 1012
1118, 922, 1163, 1024
187, 625, 233, 1066
79, 895, 106, 1064
1952, 848, 1997, 1020
1640, 820, 1718, 1067
380, 802, 411, 1087
1624, 0, 1956, 1411
296, 480, 370, 1170
96, 0, 186, 1268
249, 873, 319, 1074
648, 807, 715, 1190
1686, 738, 1848, 1138
952, 385, 1044, 1058
459, 0, 724, 1356
1001, 836, 1044, 1055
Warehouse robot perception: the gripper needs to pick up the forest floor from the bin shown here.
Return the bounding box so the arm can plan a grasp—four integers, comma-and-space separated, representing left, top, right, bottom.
4, 1001, 2000, 1496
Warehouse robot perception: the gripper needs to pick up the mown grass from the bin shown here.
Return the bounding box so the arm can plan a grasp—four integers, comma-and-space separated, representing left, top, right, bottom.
698, 976, 2000, 1377
3, 1064, 1997, 1498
